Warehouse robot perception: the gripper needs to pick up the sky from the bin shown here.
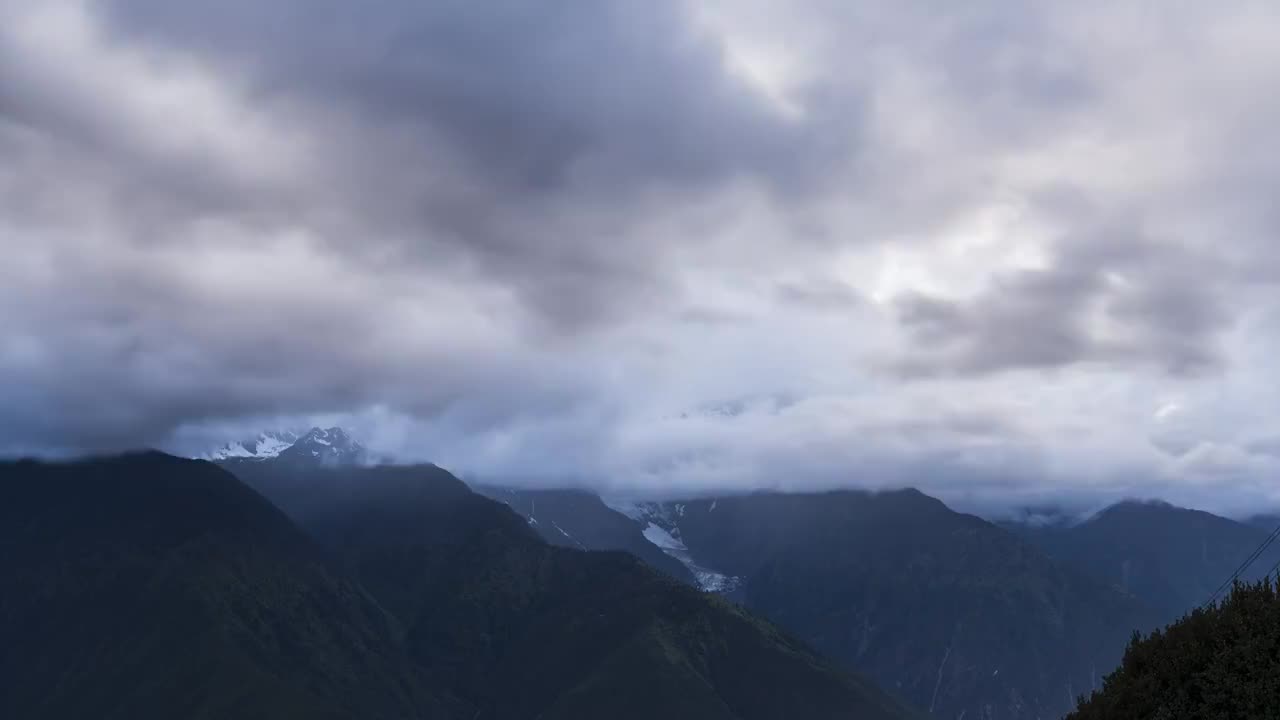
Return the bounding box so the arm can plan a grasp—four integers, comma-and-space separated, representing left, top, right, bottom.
4, 0, 1280, 515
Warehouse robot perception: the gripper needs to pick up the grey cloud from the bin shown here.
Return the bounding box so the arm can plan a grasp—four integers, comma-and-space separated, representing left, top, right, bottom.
892, 277, 1098, 377
3, 0, 826, 452
91, 0, 842, 294
0, 0, 855, 353
100, 0, 809, 182
891, 235, 1232, 378
774, 278, 863, 311
1244, 436, 1280, 459
0, 231, 596, 453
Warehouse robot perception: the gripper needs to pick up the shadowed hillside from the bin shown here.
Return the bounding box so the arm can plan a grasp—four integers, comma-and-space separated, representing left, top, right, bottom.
0, 453, 455, 720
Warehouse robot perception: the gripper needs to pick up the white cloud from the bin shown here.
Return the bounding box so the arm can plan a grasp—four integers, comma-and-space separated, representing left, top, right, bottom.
4, 0, 1280, 514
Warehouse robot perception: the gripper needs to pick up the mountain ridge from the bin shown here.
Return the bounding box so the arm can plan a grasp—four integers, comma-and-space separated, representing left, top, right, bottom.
482, 483, 1159, 719
1007, 497, 1280, 623
211, 426, 372, 468
203, 429, 302, 460
3, 451, 920, 720
220, 454, 922, 720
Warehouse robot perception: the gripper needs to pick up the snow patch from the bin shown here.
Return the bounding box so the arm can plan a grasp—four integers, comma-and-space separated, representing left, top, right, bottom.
254, 435, 293, 457
693, 570, 742, 594
218, 442, 252, 458
601, 498, 649, 523
204, 430, 301, 460
642, 523, 741, 594
643, 523, 685, 552
603, 499, 742, 594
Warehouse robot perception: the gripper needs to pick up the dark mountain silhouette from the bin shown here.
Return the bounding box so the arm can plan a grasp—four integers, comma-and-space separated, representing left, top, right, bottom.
547, 489, 1157, 719
1068, 577, 1280, 718
21, 443, 1223, 720
231, 459, 920, 720
0, 453, 456, 720
1008, 499, 1280, 622
1, 451, 918, 719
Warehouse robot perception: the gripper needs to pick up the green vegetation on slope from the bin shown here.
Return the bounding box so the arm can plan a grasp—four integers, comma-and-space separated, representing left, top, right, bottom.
1069, 578, 1280, 719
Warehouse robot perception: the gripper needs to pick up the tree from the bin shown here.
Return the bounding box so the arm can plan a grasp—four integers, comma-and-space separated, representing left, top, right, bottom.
1069, 578, 1280, 719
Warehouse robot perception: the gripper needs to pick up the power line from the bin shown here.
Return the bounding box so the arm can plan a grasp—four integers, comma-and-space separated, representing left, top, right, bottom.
1265, 550, 1280, 586
1202, 521, 1280, 608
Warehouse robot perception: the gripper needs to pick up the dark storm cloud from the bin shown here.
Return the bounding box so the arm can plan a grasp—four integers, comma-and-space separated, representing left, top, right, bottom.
87, 0, 845, 331
99, 0, 806, 189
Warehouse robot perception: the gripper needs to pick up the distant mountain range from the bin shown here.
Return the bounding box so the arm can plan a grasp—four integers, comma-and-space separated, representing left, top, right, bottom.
494, 488, 1154, 719
204, 428, 303, 459
1, 452, 917, 720
482, 485, 1280, 718
1003, 499, 1280, 624
183, 427, 1280, 718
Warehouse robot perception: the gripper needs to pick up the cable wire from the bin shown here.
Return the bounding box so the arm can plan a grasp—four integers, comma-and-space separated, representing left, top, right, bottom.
1202, 521, 1280, 608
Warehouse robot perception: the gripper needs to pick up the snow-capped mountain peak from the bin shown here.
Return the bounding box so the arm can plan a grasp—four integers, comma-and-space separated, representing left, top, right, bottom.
204, 430, 301, 460
204, 426, 369, 467
276, 427, 368, 465
296, 426, 355, 450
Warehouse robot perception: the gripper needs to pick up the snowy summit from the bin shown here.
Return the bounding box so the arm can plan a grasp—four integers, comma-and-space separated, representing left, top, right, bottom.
204, 427, 370, 467
203, 430, 301, 461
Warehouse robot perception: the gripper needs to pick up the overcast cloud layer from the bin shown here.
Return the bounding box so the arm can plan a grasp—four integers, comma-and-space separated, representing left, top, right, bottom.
5, 0, 1280, 515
